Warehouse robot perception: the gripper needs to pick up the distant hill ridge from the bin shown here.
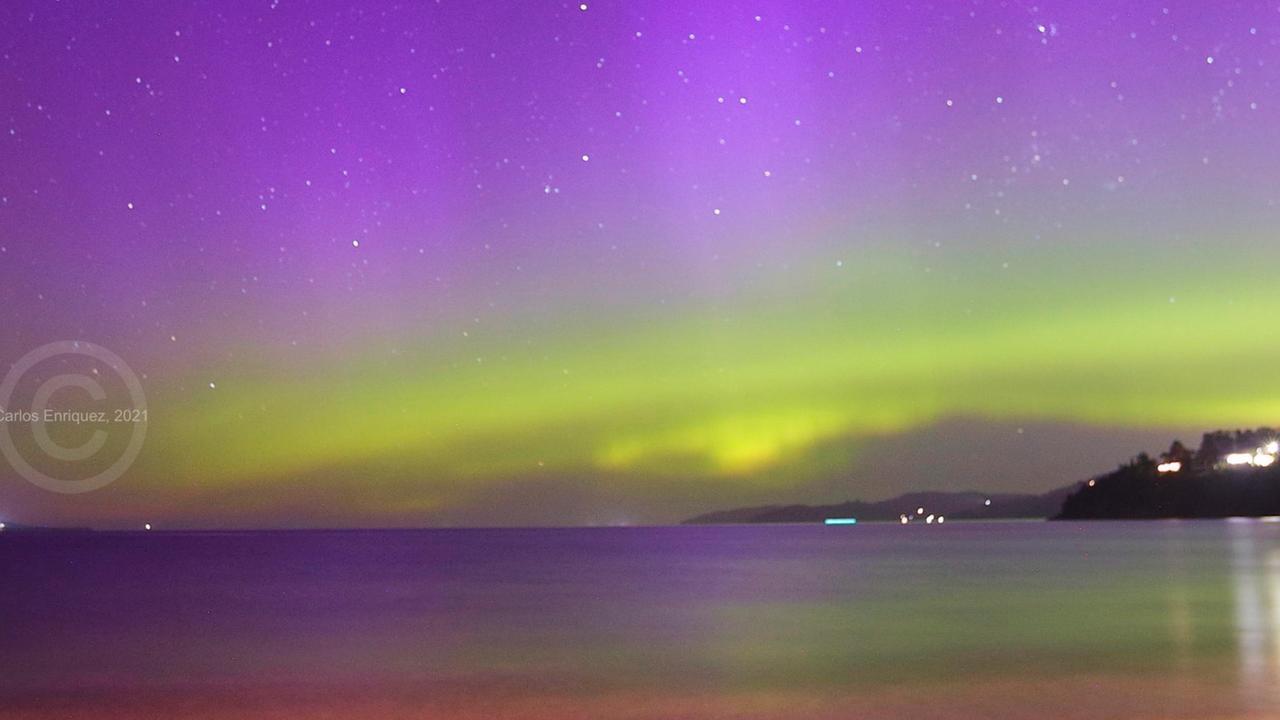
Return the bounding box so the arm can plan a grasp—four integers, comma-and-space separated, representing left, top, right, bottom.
689, 427, 1280, 524
684, 485, 1078, 524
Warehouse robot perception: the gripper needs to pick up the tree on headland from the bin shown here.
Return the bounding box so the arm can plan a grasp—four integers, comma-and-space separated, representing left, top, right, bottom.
1162, 440, 1192, 467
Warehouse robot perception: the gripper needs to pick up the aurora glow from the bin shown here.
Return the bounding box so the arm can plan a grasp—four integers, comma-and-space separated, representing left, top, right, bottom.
2, 1, 1280, 526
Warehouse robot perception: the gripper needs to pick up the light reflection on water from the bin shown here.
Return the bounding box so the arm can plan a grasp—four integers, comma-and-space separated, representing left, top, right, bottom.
1231, 522, 1280, 711
1163, 527, 1195, 675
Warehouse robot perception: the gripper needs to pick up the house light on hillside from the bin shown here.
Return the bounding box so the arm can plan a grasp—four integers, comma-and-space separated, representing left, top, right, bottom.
1224, 448, 1278, 468
1157, 461, 1182, 474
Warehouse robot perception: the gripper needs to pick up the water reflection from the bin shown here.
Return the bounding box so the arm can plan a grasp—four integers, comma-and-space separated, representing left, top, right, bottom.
1230, 522, 1280, 710
4, 524, 1280, 718
1162, 527, 1193, 674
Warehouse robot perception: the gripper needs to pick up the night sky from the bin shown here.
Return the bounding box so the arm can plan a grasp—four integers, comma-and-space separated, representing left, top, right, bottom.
2, 1, 1279, 527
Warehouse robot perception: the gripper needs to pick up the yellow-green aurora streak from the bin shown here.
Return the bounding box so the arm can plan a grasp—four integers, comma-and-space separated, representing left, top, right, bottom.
138, 233, 1280, 505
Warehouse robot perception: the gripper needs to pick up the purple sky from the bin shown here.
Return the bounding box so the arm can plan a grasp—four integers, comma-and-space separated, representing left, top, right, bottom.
2, 1, 1279, 526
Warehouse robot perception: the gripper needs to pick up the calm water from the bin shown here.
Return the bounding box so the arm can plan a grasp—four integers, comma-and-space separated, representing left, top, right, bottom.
2, 521, 1280, 718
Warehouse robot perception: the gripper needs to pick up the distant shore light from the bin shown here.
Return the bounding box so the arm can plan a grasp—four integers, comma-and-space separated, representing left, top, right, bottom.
1157, 461, 1182, 474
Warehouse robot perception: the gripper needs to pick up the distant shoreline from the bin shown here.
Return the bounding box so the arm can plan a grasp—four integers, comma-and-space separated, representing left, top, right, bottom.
8, 517, 1280, 534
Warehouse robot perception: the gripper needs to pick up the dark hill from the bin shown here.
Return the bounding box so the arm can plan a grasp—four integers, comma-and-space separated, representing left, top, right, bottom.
1056, 428, 1280, 519
684, 486, 1076, 524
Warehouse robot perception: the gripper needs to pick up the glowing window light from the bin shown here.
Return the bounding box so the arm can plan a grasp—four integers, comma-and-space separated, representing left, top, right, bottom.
1254, 453, 1276, 468
1227, 453, 1256, 466
824, 518, 858, 525
1157, 461, 1182, 474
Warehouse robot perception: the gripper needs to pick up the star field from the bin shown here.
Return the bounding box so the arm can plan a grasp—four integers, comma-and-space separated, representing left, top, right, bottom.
2, 1, 1280, 526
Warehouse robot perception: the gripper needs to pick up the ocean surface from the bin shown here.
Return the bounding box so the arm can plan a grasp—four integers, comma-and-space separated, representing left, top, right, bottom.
2, 521, 1280, 719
